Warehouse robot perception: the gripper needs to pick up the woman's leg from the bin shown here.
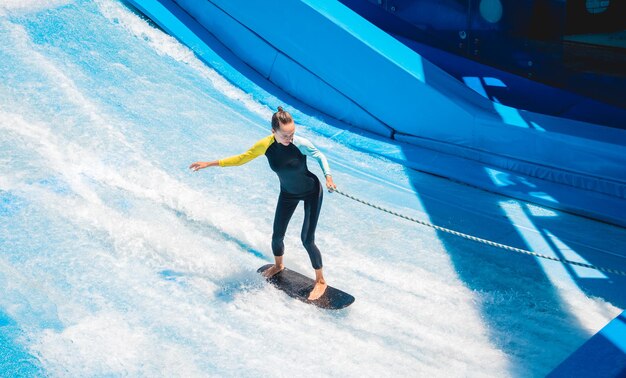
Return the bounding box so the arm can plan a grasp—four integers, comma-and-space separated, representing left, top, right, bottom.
266, 193, 299, 278
301, 183, 323, 269
301, 183, 327, 300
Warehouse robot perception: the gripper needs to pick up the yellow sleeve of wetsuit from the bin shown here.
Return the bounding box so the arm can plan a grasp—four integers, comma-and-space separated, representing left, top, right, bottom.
218, 135, 274, 167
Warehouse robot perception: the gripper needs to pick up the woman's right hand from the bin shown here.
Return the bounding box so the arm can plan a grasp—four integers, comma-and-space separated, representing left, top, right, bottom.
189, 161, 216, 171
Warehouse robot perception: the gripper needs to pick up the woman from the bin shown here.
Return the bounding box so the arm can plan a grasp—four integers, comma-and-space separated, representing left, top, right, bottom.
189, 107, 336, 300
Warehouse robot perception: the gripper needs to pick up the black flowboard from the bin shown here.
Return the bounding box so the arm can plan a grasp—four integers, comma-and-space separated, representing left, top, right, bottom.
257, 264, 355, 309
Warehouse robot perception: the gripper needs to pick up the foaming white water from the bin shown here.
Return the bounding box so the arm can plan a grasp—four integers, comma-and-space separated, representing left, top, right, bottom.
0, 107, 268, 257
34, 312, 207, 377
96, 0, 272, 119
0, 0, 73, 15
0, 1, 623, 377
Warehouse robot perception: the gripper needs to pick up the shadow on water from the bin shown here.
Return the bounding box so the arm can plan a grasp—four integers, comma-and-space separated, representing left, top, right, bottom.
159, 268, 266, 303
518, 204, 626, 309
157, 205, 279, 302
214, 271, 265, 303
401, 142, 626, 376
162, 204, 268, 260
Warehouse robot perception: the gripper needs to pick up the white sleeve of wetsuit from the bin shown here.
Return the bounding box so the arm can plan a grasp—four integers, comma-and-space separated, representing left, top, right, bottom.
293, 136, 332, 177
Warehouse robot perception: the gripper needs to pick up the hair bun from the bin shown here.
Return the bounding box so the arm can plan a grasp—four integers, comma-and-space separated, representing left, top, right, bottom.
277, 106, 284, 112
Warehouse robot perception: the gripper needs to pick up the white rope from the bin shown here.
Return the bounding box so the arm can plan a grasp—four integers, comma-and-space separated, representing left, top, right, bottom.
333, 188, 626, 277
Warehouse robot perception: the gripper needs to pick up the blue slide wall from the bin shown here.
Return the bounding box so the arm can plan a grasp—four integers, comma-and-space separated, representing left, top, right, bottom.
124, 0, 626, 228
174, 0, 392, 137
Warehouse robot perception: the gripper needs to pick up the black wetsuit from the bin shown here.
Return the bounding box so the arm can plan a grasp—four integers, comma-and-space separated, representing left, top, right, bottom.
266, 141, 324, 269
218, 134, 331, 270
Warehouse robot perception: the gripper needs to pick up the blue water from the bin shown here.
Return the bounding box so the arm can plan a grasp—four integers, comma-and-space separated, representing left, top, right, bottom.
1, 1, 625, 376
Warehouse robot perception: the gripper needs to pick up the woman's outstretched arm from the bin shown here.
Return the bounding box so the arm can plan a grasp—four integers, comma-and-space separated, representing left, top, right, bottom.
189, 135, 274, 172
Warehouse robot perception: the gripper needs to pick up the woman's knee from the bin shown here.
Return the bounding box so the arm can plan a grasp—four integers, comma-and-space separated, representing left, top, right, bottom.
301, 235, 315, 250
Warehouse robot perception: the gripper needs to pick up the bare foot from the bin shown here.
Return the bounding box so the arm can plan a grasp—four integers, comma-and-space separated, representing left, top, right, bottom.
307, 280, 328, 300
262, 264, 284, 278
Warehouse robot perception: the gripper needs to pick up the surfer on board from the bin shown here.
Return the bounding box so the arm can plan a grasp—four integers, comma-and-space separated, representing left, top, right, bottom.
189, 107, 336, 300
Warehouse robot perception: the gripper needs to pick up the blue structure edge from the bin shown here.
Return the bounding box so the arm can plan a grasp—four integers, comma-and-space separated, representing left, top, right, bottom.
548, 310, 626, 377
